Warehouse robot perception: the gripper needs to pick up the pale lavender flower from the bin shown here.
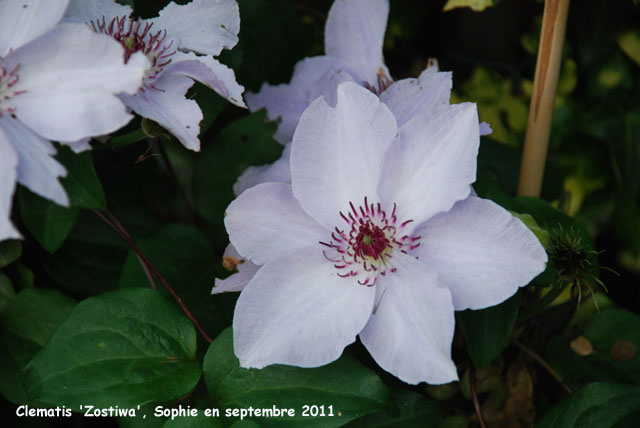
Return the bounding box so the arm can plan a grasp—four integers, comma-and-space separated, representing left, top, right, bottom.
223, 83, 547, 384
238, 0, 490, 195
65, 0, 246, 151
0, 0, 148, 241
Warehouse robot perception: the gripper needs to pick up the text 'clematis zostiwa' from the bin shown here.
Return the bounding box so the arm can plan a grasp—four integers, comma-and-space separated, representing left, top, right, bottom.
223, 83, 547, 385
65, 0, 245, 151
0, 0, 147, 241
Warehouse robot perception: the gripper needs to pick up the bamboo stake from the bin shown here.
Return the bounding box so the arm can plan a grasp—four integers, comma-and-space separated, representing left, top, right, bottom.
517, 0, 571, 197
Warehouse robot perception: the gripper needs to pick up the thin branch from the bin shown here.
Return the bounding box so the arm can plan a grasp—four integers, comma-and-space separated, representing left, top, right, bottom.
468, 360, 487, 428
155, 140, 199, 225
513, 339, 573, 395
517, 0, 571, 197
94, 209, 213, 343
135, 253, 158, 290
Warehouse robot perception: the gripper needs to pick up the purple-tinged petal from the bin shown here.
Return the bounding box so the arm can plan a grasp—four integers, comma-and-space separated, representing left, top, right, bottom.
291, 82, 397, 230
64, 0, 131, 24
0, 117, 67, 206
212, 244, 260, 294
246, 56, 357, 144
5, 24, 148, 143
380, 67, 452, 128
161, 51, 245, 107
233, 144, 291, 196
378, 102, 479, 228
480, 121, 493, 136
150, 0, 240, 56
225, 182, 327, 266
234, 246, 376, 369
324, 0, 389, 88
359, 252, 457, 385
0, 0, 68, 57
0, 132, 20, 241
412, 196, 547, 311
64, 138, 91, 154
120, 74, 202, 151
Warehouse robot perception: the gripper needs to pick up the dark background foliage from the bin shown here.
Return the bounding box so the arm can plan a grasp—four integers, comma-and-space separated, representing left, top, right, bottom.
2, 0, 640, 426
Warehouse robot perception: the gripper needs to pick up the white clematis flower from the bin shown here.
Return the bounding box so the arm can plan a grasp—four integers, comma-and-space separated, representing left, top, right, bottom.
0, 0, 148, 242
238, 0, 491, 195
223, 82, 547, 385
65, 0, 246, 151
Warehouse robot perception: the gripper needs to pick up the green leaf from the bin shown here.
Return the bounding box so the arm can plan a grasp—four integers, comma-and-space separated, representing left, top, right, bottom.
344, 389, 444, 427
4, 288, 77, 367
25, 288, 201, 409
546, 309, 640, 384
119, 224, 214, 290
108, 128, 147, 148
0, 334, 27, 403
443, 0, 499, 12
18, 187, 79, 253
41, 211, 128, 295
1, 288, 76, 403
190, 84, 228, 136
458, 290, 522, 367
119, 224, 233, 342
0, 239, 21, 268
511, 212, 551, 248
193, 111, 283, 248
56, 145, 106, 210
536, 382, 640, 428
511, 197, 595, 252
0, 273, 14, 315
203, 328, 394, 428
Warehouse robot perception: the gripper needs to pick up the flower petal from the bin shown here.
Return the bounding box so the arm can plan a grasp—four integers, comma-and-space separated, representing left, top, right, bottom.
65, 138, 92, 154
233, 246, 376, 369
0, 0, 68, 57
246, 56, 357, 144
161, 51, 245, 107
5, 24, 147, 142
233, 144, 291, 196
380, 67, 452, 128
412, 196, 548, 311
64, 0, 132, 24
120, 74, 202, 151
150, 0, 240, 56
212, 244, 260, 294
324, 0, 389, 87
291, 82, 397, 230
479, 121, 493, 136
378, 102, 479, 227
359, 252, 457, 385
225, 182, 327, 266
0, 132, 20, 241
0, 118, 67, 206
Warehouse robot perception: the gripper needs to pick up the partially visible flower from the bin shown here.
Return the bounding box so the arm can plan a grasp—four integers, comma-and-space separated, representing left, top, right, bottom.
247, 0, 491, 145
0, 0, 148, 241
213, 243, 260, 294
65, 0, 246, 151
223, 83, 547, 384
238, 0, 490, 194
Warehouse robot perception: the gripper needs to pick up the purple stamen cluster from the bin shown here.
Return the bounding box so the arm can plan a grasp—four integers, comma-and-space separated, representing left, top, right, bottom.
320, 197, 421, 286
91, 15, 176, 90
363, 67, 392, 96
0, 63, 25, 117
